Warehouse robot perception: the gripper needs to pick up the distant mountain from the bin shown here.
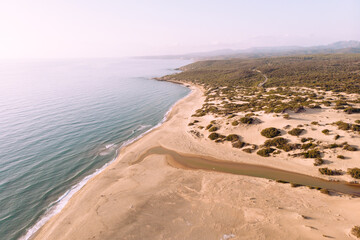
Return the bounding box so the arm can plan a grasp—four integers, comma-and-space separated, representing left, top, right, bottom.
137, 40, 360, 60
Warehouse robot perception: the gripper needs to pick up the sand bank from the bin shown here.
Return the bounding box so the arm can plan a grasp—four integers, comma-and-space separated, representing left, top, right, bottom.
32, 85, 360, 240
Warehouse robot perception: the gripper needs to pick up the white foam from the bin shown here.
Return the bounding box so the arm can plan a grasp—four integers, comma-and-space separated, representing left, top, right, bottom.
21, 87, 192, 240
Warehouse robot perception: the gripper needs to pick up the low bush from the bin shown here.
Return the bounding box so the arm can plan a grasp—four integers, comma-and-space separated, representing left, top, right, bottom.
261, 127, 281, 138
343, 144, 358, 151
348, 168, 360, 179
231, 120, 239, 126
302, 142, 317, 150
226, 134, 240, 142
208, 133, 219, 140
206, 124, 213, 130
335, 121, 351, 130
232, 140, 245, 148
264, 137, 288, 147
257, 147, 275, 157
337, 155, 345, 159
320, 188, 329, 195
240, 116, 254, 124
313, 158, 324, 166
288, 128, 304, 136
322, 129, 330, 135
334, 134, 340, 140
303, 149, 321, 158
242, 148, 253, 153
352, 226, 360, 238
301, 137, 314, 143
208, 126, 218, 132
318, 167, 342, 176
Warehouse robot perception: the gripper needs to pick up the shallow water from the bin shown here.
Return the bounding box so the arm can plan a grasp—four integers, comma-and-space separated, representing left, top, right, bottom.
137, 146, 360, 197
0, 58, 191, 240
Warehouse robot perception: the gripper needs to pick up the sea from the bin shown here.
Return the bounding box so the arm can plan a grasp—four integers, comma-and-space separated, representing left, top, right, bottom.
0, 58, 191, 240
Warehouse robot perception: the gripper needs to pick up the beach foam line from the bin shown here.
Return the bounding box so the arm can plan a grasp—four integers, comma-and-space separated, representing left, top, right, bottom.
21, 84, 192, 240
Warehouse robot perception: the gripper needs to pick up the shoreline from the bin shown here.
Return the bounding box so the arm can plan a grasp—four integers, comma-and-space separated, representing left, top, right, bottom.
24, 81, 193, 240
31, 82, 360, 240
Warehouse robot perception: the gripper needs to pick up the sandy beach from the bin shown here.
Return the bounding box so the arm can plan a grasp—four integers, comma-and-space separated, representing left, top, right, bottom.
32, 84, 360, 240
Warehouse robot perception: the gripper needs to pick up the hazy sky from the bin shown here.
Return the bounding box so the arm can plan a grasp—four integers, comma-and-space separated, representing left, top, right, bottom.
0, 0, 359, 58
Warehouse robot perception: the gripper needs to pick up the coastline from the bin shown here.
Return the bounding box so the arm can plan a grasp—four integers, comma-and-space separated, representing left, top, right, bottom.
31, 82, 360, 239
22, 81, 193, 240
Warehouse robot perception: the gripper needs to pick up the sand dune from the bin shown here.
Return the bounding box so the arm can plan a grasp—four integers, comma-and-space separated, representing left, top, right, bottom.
32, 85, 360, 240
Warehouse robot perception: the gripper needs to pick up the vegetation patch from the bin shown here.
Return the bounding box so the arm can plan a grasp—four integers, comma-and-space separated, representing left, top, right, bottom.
318, 167, 342, 176
261, 127, 281, 138
348, 168, 360, 179
288, 128, 304, 136
242, 148, 253, 153
231, 120, 239, 126
352, 226, 360, 238
208, 133, 220, 140
343, 144, 358, 151
226, 134, 240, 142
320, 188, 330, 195
303, 149, 321, 158
302, 142, 317, 150
322, 129, 330, 135
239, 116, 254, 124
232, 141, 246, 148
313, 158, 324, 166
256, 147, 275, 157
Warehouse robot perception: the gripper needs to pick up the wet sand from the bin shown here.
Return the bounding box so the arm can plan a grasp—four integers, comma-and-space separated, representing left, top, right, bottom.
32, 84, 360, 240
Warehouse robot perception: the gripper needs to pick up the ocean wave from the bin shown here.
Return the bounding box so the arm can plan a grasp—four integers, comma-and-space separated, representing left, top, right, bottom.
21, 86, 191, 240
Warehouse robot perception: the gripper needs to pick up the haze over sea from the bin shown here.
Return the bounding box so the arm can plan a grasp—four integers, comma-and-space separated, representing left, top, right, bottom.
0, 58, 191, 240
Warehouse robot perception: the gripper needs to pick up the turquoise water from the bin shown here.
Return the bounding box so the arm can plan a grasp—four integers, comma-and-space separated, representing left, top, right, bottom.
0, 58, 191, 240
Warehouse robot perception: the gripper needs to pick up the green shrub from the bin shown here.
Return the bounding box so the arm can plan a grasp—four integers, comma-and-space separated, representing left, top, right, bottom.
208, 126, 218, 132
231, 121, 239, 126
351, 226, 360, 238
322, 129, 330, 135
242, 148, 252, 153
334, 134, 340, 140
232, 140, 245, 148
337, 155, 345, 159
302, 142, 317, 150
208, 133, 219, 140
343, 144, 357, 151
320, 188, 329, 195
206, 124, 213, 130
318, 167, 342, 175
291, 183, 302, 188
256, 147, 275, 157
261, 127, 281, 138
276, 180, 289, 184
264, 137, 288, 147
352, 124, 360, 132
335, 121, 351, 130
348, 168, 360, 179
301, 137, 313, 143
283, 113, 290, 119
240, 116, 254, 124
226, 134, 240, 142
303, 149, 321, 158
327, 143, 340, 149
288, 128, 304, 136
311, 121, 318, 125
313, 158, 324, 166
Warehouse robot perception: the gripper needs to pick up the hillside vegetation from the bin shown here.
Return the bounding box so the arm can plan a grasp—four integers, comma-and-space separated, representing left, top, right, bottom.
167, 54, 360, 94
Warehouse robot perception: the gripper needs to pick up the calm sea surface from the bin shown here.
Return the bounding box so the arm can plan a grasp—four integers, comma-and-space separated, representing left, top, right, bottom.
0, 58, 191, 240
